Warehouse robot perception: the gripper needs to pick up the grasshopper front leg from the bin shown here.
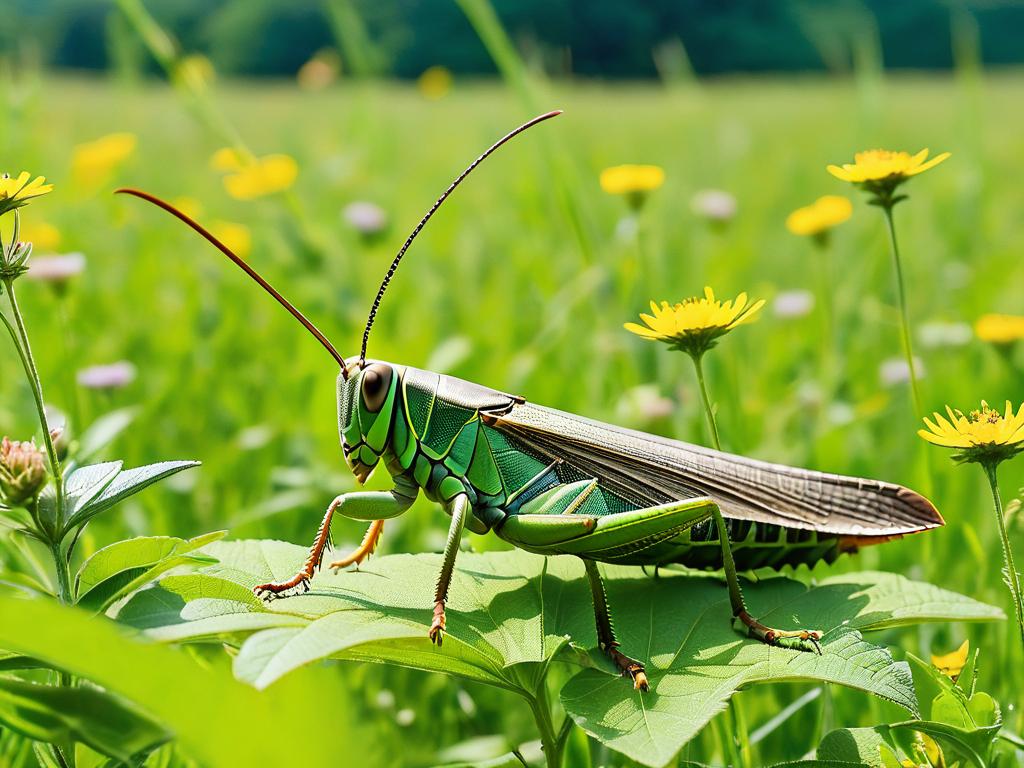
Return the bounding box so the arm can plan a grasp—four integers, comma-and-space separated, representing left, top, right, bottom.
429, 493, 470, 646
710, 508, 823, 653
254, 485, 416, 599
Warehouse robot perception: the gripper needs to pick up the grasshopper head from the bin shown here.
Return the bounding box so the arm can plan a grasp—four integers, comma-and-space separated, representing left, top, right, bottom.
339, 360, 399, 484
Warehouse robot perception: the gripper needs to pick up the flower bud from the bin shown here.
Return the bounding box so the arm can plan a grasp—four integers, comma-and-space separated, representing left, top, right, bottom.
0, 437, 48, 505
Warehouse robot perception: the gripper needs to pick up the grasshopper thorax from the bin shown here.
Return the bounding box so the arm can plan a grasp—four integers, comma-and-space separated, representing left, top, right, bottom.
339, 359, 400, 484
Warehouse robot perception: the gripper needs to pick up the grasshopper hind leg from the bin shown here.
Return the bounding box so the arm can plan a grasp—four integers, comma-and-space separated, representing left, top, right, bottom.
710, 509, 823, 654
582, 558, 649, 692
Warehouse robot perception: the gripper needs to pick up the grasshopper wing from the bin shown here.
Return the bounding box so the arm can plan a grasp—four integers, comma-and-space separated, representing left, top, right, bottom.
486, 402, 941, 536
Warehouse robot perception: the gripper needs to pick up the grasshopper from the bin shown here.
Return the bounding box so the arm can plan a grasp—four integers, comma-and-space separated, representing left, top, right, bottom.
119, 111, 942, 692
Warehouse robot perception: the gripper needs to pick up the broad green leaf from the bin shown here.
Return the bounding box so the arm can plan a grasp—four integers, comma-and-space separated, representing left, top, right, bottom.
818, 727, 900, 766
75, 531, 225, 612
122, 543, 1000, 767
63, 461, 200, 534
0, 595, 382, 767
0, 675, 170, 762
76, 408, 139, 461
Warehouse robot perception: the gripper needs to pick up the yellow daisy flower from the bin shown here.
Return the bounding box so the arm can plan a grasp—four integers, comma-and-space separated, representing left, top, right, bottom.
214, 152, 298, 200
600, 164, 665, 210
827, 149, 950, 184
975, 313, 1024, 345
72, 133, 137, 184
919, 400, 1024, 464
0, 172, 54, 216
625, 287, 764, 358
785, 195, 852, 238
931, 639, 969, 680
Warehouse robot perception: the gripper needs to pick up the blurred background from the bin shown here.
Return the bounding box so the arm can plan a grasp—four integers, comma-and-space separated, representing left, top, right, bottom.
2, 1, 1024, 765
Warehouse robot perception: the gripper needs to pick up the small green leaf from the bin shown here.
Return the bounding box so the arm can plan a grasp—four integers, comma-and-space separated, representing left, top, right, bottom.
75, 531, 225, 611
64, 462, 123, 514
0, 675, 170, 762
63, 460, 200, 534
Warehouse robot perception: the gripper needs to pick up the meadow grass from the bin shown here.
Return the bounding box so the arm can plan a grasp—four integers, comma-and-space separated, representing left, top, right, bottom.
2, 71, 1023, 765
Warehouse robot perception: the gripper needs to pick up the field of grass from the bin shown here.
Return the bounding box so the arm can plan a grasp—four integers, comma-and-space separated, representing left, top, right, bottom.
1, 69, 1023, 766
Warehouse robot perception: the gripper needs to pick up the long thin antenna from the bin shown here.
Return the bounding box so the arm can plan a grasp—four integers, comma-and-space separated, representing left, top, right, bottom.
116, 188, 349, 375
358, 109, 562, 368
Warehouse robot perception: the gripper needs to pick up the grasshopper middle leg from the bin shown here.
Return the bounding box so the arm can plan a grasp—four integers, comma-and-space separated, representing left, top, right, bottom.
583, 558, 649, 692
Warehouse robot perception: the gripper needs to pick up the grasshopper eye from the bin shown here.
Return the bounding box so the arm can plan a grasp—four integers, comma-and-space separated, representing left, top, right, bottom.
361, 364, 392, 413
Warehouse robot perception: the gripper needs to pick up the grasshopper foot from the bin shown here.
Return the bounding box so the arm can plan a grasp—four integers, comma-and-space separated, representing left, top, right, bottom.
737, 610, 823, 654
603, 642, 650, 692
428, 601, 446, 646
253, 575, 311, 602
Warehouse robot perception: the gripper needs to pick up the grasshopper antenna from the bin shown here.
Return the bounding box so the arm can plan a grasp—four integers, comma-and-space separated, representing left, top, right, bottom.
358, 109, 562, 369
115, 188, 349, 376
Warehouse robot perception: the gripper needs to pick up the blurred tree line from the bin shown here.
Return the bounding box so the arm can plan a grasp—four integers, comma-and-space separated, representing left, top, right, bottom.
4, 0, 1024, 78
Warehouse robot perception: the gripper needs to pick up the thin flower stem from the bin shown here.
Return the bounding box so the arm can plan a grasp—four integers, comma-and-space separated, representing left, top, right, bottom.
881, 205, 923, 417
529, 679, 563, 768
691, 353, 722, 451
983, 462, 1024, 649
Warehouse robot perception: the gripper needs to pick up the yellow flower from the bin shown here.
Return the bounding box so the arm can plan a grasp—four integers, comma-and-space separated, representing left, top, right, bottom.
18, 217, 61, 251
975, 313, 1024, 345
786, 195, 852, 237
72, 133, 137, 184
417, 66, 452, 100
625, 287, 765, 358
600, 164, 665, 195
0, 172, 54, 215
931, 639, 969, 680
171, 196, 204, 220
211, 220, 251, 259
174, 54, 215, 94
214, 151, 298, 200
919, 400, 1024, 464
827, 149, 950, 184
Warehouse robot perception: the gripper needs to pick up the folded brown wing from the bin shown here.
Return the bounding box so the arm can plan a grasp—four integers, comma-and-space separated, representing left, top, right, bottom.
486, 402, 942, 537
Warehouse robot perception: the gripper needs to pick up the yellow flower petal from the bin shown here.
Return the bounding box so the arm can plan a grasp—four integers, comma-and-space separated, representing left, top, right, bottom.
222, 154, 298, 200
931, 639, 969, 679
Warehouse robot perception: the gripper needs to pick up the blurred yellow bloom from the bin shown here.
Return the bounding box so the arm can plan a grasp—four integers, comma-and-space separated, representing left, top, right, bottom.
215, 152, 298, 200
625, 287, 764, 358
828, 149, 950, 184
600, 164, 665, 196
975, 313, 1024, 345
0, 172, 54, 215
211, 220, 251, 258
919, 400, 1024, 464
171, 196, 204, 220
18, 218, 61, 251
786, 195, 852, 237
931, 639, 969, 679
72, 133, 137, 183
417, 66, 452, 100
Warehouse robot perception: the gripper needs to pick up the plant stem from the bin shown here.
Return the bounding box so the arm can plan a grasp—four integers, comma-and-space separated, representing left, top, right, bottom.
691, 353, 722, 451
983, 462, 1024, 650
3, 279, 65, 527
529, 679, 563, 768
50, 541, 72, 605
880, 205, 923, 417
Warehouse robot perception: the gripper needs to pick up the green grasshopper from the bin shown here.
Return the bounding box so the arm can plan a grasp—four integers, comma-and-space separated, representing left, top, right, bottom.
119, 111, 942, 692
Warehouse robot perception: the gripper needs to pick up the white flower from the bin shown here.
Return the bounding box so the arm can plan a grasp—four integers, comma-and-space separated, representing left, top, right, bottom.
77, 361, 137, 390
25, 253, 86, 284
918, 321, 972, 349
772, 290, 815, 319
343, 201, 387, 236
879, 356, 926, 387
690, 189, 736, 222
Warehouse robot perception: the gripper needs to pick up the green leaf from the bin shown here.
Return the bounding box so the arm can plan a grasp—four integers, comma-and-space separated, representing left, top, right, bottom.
123, 543, 1001, 767
63, 461, 200, 535
75, 531, 226, 612
64, 462, 123, 515
0, 675, 170, 762
76, 408, 139, 461
0, 595, 380, 768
